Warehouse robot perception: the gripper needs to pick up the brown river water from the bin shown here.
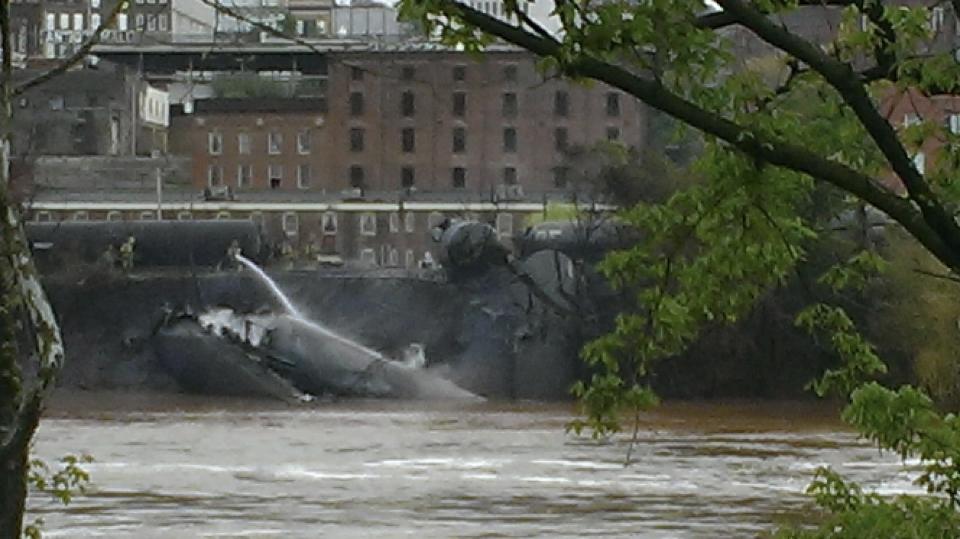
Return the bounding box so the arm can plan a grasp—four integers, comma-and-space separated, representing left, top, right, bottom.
27, 392, 922, 538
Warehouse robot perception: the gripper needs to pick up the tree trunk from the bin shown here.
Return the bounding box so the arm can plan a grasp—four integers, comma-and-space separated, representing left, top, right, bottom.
0, 394, 42, 538
0, 433, 33, 537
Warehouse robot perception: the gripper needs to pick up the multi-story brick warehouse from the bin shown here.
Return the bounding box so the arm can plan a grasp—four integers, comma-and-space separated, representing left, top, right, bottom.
169, 47, 648, 197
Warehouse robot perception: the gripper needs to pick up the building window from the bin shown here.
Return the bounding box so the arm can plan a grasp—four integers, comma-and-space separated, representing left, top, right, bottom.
913, 152, 926, 175
268, 131, 282, 154
452, 92, 466, 117
237, 164, 252, 188
405, 249, 416, 268
107, 211, 123, 222
216, 211, 231, 220
158, 15, 168, 31
237, 132, 251, 154
297, 130, 311, 154
452, 127, 466, 153
554, 127, 568, 151
401, 166, 415, 188
360, 248, 377, 266
135, 14, 144, 29
903, 113, 921, 128
350, 92, 364, 116
554, 91, 569, 117
360, 213, 377, 236
503, 127, 517, 153
931, 6, 945, 32
502, 93, 518, 117
504, 64, 517, 82
35, 211, 52, 222
73, 13, 83, 30
949, 113, 960, 134
297, 163, 311, 189
452, 167, 466, 189
136, 211, 154, 221
606, 92, 621, 117
503, 167, 517, 185
401, 91, 415, 116
351, 66, 364, 81
350, 165, 365, 188
453, 65, 466, 82
404, 212, 416, 233
208, 165, 223, 187
72, 211, 89, 221
350, 128, 365, 152
389, 212, 400, 233
147, 15, 156, 31
553, 166, 569, 188
269, 164, 283, 189
401, 66, 415, 81
496, 213, 514, 237
401, 128, 415, 153
91, 13, 101, 27
388, 248, 399, 267
282, 212, 299, 235
606, 127, 621, 141
208, 131, 222, 155
322, 212, 337, 235
177, 211, 192, 221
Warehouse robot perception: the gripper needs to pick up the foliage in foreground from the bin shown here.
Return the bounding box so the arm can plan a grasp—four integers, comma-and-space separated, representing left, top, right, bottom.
22, 454, 93, 538
395, 0, 960, 533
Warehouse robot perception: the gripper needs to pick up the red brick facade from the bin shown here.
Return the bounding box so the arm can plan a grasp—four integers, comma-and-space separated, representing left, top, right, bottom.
170, 50, 648, 197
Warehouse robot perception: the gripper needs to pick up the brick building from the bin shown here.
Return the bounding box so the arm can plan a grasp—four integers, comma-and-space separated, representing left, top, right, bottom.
11, 62, 168, 160
170, 47, 647, 197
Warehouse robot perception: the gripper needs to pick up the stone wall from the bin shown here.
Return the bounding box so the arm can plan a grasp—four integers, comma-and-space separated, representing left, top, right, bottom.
30, 156, 192, 192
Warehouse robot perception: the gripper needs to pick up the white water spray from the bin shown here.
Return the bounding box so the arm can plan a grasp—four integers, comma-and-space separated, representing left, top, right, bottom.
236, 254, 301, 317
234, 254, 388, 360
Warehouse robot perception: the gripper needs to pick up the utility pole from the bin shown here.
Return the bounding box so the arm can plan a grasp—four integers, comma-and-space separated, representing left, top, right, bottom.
156, 166, 163, 219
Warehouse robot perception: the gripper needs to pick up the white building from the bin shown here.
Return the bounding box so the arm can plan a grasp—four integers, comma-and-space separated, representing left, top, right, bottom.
463, 0, 562, 37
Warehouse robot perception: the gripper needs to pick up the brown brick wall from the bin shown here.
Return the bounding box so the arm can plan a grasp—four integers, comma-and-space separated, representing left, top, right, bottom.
171, 50, 648, 196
